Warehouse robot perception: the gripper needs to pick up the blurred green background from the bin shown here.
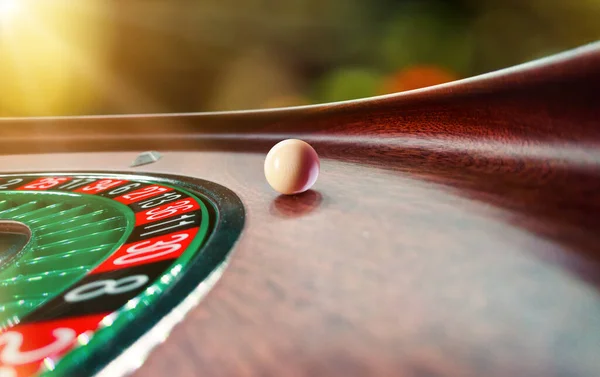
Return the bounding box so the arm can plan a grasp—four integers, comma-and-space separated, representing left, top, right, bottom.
0, 0, 598, 116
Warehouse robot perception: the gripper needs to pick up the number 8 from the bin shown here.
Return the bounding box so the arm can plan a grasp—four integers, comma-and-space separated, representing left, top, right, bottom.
65, 275, 149, 303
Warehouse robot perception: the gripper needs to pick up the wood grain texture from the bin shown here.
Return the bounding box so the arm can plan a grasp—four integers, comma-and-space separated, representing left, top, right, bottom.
0, 42, 600, 377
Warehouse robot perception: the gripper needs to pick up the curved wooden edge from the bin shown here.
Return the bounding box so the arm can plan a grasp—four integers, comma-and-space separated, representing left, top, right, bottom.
0, 41, 598, 120
0, 41, 598, 149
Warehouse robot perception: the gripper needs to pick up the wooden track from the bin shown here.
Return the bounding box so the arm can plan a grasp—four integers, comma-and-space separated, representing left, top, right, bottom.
1, 42, 600, 377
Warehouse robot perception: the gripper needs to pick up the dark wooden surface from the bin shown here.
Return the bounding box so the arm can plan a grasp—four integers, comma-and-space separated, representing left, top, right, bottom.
1, 42, 600, 376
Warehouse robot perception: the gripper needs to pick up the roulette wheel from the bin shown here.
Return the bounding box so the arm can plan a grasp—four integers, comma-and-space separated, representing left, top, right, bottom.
0, 172, 243, 377
0, 42, 599, 377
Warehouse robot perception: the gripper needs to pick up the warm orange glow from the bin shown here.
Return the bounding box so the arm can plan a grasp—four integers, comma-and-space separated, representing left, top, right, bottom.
381, 65, 459, 94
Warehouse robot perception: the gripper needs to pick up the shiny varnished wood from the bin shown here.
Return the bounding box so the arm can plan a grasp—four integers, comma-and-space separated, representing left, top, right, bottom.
1, 42, 600, 377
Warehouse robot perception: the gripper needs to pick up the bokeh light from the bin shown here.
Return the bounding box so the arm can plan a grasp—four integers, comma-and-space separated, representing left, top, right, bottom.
0, 0, 598, 116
